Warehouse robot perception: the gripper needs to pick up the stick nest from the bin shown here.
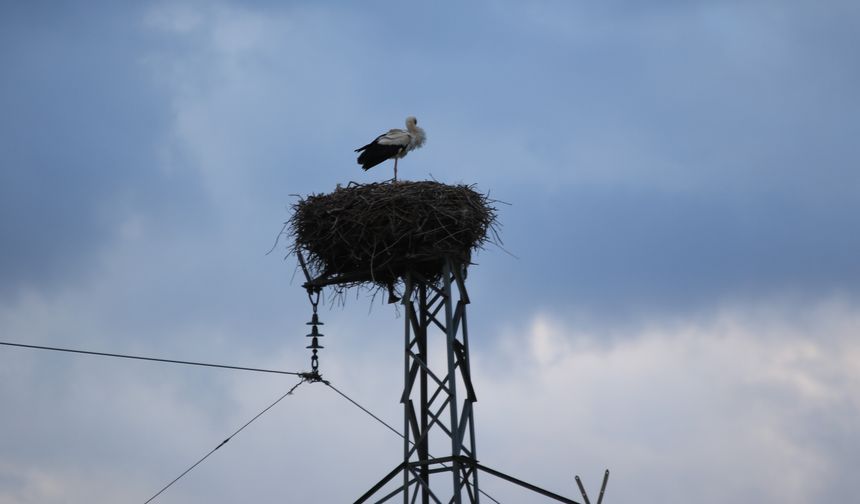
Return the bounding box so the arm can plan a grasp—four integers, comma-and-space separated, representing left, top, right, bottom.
289, 181, 499, 289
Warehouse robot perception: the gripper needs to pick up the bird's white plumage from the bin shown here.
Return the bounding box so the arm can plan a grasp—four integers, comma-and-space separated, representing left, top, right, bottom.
377, 130, 411, 147
355, 116, 426, 180
375, 117, 425, 155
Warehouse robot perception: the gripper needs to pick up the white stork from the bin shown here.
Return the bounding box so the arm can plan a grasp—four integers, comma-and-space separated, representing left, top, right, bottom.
355, 116, 426, 181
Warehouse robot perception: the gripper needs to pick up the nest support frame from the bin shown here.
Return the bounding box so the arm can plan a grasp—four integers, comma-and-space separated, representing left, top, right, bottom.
311, 258, 588, 504
291, 183, 603, 502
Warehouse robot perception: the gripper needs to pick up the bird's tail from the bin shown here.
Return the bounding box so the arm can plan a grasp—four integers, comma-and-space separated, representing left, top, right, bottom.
355, 144, 396, 170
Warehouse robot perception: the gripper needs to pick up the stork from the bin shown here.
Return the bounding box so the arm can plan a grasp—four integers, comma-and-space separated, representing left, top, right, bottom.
355, 116, 426, 181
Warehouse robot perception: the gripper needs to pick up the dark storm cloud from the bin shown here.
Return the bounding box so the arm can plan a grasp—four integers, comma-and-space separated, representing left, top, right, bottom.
429, 0, 860, 320
2, 0, 858, 318
0, 3, 206, 297
474, 183, 860, 320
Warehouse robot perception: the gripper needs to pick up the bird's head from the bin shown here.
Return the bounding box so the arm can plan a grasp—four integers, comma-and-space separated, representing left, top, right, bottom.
406, 116, 418, 128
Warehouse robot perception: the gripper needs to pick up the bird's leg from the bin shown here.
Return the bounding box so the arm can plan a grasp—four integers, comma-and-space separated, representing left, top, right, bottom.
394, 157, 398, 182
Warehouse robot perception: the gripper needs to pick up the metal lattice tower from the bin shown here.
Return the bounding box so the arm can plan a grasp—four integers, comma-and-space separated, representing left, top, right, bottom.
298, 254, 604, 503
293, 183, 608, 503
350, 258, 604, 504
356, 258, 479, 503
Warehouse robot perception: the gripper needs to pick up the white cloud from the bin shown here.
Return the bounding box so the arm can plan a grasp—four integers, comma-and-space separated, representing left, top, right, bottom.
144, 2, 203, 34
472, 299, 860, 502
5, 285, 857, 502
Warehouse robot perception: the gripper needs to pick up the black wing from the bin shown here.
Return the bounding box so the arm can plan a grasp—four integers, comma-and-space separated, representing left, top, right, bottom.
355, 137, 404, 170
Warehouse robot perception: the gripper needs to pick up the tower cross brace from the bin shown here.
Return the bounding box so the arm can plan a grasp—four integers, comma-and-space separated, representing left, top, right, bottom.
356, 258, 480, 503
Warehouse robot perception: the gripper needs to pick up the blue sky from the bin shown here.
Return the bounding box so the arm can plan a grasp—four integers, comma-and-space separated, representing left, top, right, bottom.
1, 1, 859, 502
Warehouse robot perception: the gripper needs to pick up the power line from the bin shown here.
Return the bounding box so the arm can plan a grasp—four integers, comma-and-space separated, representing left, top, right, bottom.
4, 339, 499, 500
323, 381, 502, 504
0, 340, 304, 376
144, 377, 307, 503
324, 380, 403, 440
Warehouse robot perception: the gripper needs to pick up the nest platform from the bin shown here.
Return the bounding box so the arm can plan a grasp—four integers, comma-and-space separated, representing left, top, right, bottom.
290, 181, 497, 289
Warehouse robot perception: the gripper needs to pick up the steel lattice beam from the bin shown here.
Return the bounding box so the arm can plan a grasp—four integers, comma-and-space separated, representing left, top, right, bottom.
354, 258, 590, 504
356, 258, 479, 504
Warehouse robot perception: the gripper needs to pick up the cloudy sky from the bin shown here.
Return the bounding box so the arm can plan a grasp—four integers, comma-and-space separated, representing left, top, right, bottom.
2, 1, 859, 502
